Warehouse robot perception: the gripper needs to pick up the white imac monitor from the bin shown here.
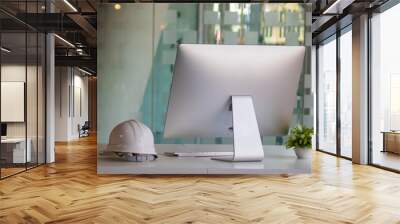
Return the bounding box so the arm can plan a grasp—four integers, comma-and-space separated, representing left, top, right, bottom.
164, 44, 305, 162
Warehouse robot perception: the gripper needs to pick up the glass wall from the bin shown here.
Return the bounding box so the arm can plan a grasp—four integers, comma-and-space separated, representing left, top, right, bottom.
339, 27, 352, 158
316, 25, 353, 159
317, 36, 337, 154
98, 3, 313, 146
0, 3, 46, 179
370, 3, 400, 171
0, 27, 28, 178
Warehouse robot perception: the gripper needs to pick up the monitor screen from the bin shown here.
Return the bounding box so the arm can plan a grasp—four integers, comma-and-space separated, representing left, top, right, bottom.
164, 44, 305, 139
1, 123, 7, 137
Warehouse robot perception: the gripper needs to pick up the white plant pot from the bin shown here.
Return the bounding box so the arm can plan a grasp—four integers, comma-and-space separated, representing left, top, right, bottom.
294, 148, 311, 159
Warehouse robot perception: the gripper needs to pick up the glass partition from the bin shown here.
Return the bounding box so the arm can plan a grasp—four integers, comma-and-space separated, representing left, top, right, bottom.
1, 29, 28, 177
0, 3, 46, 179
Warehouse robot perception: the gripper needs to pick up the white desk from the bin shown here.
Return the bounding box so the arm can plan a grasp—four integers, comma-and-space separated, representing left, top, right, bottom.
1, 138, 31, 163
98, 144, 311, 175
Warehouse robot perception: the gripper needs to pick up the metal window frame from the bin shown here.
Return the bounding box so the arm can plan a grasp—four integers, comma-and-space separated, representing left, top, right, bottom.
315, 0, 400, 173
315, 22, 353, 161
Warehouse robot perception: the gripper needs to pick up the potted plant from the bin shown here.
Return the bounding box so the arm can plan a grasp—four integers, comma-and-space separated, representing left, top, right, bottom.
285, 125, 313, 159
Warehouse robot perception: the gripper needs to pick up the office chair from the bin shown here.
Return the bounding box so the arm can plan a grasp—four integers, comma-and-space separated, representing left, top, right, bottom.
79, 121, 90, 138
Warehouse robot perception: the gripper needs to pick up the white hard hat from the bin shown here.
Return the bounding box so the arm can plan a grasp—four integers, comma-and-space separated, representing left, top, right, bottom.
107, 119, 157, 161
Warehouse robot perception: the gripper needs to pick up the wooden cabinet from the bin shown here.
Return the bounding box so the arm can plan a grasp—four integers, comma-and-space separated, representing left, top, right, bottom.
383, 132, 400, 154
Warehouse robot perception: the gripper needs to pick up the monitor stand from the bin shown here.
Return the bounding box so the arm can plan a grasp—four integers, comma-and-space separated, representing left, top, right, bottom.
164, 96, 264, 162
212, 95, 264, 162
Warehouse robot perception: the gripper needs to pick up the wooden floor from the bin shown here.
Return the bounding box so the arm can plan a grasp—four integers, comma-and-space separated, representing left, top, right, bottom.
1, 167, 26, 178
373, 151, 400, 171
1, 135, 400, 224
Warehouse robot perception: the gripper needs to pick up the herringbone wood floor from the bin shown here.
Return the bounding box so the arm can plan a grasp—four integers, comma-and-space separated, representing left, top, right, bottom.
1, 135, 400, 224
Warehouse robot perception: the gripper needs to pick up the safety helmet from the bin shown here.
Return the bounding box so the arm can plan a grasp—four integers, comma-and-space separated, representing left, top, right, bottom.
107, 119, 157, 161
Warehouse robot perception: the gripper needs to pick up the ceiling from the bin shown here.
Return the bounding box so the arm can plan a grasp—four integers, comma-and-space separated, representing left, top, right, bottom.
0, 0, 393, 74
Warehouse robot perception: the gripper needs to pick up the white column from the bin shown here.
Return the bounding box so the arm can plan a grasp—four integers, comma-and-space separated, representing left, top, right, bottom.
46, 32, 55, 163
352, 14, 369, 164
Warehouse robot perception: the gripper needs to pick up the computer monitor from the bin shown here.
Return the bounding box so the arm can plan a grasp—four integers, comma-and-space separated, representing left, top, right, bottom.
164, 44, 305, 162
1, 123, 7, 138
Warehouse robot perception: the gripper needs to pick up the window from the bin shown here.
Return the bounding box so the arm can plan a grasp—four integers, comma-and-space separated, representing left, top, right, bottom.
370, 3, 400, 171
318, 37, 337, 154
339, 28, 352, 158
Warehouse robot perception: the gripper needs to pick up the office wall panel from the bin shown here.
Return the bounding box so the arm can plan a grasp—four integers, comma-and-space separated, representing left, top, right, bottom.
98, 4, 154, 144
54, 67, 89, 141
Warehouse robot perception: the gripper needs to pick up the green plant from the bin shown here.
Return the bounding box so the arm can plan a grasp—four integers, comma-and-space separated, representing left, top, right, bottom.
285, 125, 313, 149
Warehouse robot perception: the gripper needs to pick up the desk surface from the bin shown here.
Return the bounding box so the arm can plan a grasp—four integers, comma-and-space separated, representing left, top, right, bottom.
98, 144, 311, 175
381, 131, 400, 134
1, 138, 26, 143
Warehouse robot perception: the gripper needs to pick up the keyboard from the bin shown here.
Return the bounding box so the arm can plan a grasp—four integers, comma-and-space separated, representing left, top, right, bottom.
164, 151, 233, 157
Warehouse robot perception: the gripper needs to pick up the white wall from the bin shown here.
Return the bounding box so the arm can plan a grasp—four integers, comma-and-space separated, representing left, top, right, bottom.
1, 65, 40, 138
352, 15, 369, 164
1, 65, 27, 140
55, 67, 89, 141
55, 67, 69, 141
1, 64, 46, 164
98, 4, 154, 144
46, 32, 56, 163
71, 74, 89, 138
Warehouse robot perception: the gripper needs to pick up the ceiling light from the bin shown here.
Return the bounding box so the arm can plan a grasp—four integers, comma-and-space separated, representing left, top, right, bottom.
78, 67, 93, 76
1, 47, 11, 53
114, 4, 121, 10
54, 34, 75, 48
160, 24, 166, 30
63, 0, 78, 12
